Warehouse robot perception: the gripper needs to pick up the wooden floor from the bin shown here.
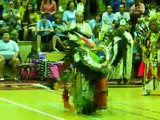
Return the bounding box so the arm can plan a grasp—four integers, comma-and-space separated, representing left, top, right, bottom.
0, 87, 160, 120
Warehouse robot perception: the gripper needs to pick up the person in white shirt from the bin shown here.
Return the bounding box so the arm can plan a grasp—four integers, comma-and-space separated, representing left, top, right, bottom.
71, 12, 93, 38
115, 3, 130, 24
68, 12, 95, 48
101, 5, 116, 31
0, 32, 20, 81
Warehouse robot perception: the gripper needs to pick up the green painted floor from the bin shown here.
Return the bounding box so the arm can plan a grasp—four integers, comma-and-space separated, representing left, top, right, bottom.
0, 88, 160, 120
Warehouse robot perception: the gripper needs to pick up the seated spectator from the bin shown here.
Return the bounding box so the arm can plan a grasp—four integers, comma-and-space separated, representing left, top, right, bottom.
102, 5, 116, 32
0, 32, 20, 81
19, 0, 28, 20
114, 3, 130, 28
0, 1, 20, 35
92, 24, 102, 44
72, 12, 93, 38
52, 14, 68, 51
40, 0, 57, 22
68, 12, 95, 47
88, 13, 102, 30
35, 13, 54, 52
63, 0, 77, 26
115, 3, 130, 22
27, 0, 38, 10
22, 3, 39, 41
2, 0, 20, 25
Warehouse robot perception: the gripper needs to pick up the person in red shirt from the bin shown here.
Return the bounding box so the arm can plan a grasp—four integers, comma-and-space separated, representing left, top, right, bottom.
40, 0, 57, 22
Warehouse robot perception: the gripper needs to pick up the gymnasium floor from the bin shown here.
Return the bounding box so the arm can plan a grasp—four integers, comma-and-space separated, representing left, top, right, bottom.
0, 86, 160, 120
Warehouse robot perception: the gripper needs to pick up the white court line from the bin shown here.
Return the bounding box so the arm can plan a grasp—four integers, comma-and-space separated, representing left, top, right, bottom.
0, 97, 65, 120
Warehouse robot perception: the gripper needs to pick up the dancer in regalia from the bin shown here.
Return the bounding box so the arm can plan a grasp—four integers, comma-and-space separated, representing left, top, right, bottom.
142, 19, 160, 95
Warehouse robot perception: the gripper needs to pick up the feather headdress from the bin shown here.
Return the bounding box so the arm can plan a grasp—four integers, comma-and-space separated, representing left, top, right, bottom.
148, 10, 160, 24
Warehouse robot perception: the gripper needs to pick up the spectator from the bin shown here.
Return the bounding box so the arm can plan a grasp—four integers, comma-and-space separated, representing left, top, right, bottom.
27, 0, 37, 10
88, 13, 102, 30
40, 0, 57, 22
19, 0, 28, 20
74, 12, 93, 38
92, 24, 102, 44
68, 12, 94, 47
130, 0, 145, 14
35, 13, 54, 52
115, 3, 130, 22
112, 0, 121, 13
0, 1, 18, 35
63, 0, 77, 26
0, 32, 20, 81
101, 5, 116, 32
130, 0, 145, 38
114, 3, 130, 27
52, 14, 68, 51
22, 3, 39, 41
2, 0, 20, 24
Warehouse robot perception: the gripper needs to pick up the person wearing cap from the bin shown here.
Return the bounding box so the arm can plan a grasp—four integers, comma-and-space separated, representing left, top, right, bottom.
109, 19, 133, 84
120, 19, 133, 84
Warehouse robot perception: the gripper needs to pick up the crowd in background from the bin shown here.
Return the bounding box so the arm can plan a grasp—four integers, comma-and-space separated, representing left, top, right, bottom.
0, 0, 160, 83
0, 0, 159, 42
